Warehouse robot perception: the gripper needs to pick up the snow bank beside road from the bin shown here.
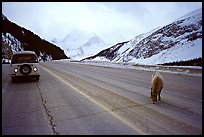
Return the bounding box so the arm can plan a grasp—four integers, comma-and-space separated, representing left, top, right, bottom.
81, 60, 202, 77
52, 59, 202, 77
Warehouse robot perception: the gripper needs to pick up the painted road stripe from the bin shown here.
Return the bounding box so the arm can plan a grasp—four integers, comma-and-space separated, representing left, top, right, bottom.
41, 65, 146, 135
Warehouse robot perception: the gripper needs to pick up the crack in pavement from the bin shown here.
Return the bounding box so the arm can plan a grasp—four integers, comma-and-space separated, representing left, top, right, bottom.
56, 110, 108, 122
36, 82, 59, 135
40, 64, 150, 134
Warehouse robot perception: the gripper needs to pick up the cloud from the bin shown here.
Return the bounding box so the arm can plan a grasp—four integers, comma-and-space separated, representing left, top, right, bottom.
2, 2, 202, 45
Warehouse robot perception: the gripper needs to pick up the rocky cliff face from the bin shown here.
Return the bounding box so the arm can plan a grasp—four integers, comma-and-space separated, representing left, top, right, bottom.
84, 8, 202, 65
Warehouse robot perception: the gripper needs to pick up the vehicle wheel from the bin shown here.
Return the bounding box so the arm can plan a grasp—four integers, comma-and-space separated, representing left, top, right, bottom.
20, 64, 32, 75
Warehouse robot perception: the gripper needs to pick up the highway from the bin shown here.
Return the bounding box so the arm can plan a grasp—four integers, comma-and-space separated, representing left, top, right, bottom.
2, 61, 202, 135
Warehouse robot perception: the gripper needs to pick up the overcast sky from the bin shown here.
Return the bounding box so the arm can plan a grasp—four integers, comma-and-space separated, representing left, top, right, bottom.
2, 2, 202, 45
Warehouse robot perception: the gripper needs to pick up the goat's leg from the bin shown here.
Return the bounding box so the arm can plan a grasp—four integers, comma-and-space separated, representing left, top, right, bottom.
158, 91, 161, 101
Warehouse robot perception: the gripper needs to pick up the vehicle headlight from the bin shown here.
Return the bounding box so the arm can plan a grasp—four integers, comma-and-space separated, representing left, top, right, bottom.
33, 67, 38, 72
14, 68, 18, 73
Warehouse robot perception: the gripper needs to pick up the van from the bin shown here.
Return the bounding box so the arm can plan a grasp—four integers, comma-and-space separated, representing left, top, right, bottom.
10, 51, 40, 82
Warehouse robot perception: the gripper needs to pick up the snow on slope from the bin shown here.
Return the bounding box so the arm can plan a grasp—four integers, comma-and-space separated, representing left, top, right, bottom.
53, 29, 110, 60
112, 27, 162, 62
130, 38, 202, 65
90, 8, 202, 65
136, 8, 202, 65
2, 32, 24, 52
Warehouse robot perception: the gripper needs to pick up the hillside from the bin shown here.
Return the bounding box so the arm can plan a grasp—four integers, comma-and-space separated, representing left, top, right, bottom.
83, 8, 202, 65
2, 14, 68, 60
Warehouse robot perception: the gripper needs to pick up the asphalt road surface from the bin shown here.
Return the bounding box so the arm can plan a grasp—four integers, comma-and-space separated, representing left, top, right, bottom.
2, 61, 202, 135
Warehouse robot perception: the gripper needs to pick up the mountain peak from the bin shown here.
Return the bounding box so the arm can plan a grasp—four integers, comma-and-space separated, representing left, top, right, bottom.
60, 29, 97, 49
53, 29, 110, 60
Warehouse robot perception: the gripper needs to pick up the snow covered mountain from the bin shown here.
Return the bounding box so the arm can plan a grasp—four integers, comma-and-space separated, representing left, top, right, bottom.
2, 14, 68, 60
52, 29, 110, 60
84, 8, 202, 65
2, 14, 23, 54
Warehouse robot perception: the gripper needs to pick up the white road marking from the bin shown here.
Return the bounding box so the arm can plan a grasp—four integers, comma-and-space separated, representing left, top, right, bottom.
41, 65, 146, 135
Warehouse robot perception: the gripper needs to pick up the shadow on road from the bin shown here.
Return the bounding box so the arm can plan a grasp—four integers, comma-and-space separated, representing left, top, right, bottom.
11, 77, 39, 83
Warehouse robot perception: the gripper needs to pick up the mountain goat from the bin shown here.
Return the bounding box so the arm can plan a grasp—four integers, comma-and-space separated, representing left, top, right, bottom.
150, 72, 164, 104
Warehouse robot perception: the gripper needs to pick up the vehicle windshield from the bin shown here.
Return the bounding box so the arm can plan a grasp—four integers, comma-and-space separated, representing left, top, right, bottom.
11, 54, 39, 64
